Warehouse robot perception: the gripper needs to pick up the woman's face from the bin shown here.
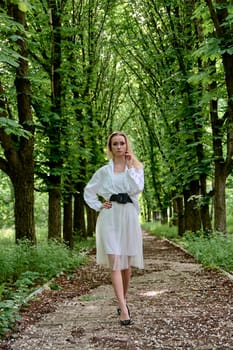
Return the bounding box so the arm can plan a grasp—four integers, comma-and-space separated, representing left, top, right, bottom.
110, 135, 127, 157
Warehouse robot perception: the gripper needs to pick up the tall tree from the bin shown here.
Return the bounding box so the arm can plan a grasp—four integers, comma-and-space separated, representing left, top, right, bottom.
204, 0, 233, 232
28, 0, 67, 241
47, 0, 65, 239
0, 1, 35, 242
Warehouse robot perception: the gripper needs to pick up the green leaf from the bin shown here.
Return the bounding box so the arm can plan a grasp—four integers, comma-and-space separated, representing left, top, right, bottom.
0, 300, 14, 309
0, 117, 32, 139
0, 284, 5, 301
18, 1, 29, 13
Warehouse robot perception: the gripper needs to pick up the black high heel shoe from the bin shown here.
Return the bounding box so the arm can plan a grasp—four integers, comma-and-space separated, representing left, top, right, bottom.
117, 305, 130, 317
120, 319, 131, 326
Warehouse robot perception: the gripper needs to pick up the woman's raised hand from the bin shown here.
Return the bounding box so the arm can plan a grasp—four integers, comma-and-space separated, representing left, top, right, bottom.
125, 152, 133, 168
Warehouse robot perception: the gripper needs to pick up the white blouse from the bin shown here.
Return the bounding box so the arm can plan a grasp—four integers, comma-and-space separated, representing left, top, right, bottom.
84, 160, 144, 214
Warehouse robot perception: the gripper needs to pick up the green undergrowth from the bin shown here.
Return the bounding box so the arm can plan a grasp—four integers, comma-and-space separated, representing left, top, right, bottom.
142, 221, 178, 240
0, 236, 95, 339
142, 222, 233, 273
181, 231, 233, 273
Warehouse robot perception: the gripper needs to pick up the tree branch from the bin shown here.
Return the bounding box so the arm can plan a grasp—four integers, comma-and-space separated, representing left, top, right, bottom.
204, 0, 223, 37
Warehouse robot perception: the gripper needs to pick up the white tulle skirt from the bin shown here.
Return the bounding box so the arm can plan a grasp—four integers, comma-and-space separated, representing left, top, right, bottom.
95, 202, 144, 270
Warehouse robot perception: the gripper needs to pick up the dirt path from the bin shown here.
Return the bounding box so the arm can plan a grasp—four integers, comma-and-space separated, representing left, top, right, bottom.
1, 232, 233, 350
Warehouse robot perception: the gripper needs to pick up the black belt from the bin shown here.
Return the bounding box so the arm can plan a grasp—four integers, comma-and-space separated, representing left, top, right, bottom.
109, 193, 133, 204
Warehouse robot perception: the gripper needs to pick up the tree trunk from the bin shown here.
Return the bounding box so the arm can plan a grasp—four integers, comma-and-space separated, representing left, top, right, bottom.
63, 193, 73, 248
0, 3, 35, 243
206, 1, 233, 232
214, 163, 226, 232
200, 203, 212, 233
48, 180, 61, 240
171, 196, 178, 226
73, 186, 86, 237
86, 206, 97, 236
183, 180, 201, 232
47, 1, 62, 240
209, 78, 226, 232
173, 196, 185, 236
13, 172, 35, 242
160, 208, 168, 224
200, 174, 212, 233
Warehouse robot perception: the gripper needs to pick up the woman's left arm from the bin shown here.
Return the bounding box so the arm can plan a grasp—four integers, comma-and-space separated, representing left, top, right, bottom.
126, 167, 144, 194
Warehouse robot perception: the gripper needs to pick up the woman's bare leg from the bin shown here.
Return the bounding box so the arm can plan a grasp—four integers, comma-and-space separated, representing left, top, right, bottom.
121, 267, 131, 300
111, 269, 130, 321
108, 255, 130, 321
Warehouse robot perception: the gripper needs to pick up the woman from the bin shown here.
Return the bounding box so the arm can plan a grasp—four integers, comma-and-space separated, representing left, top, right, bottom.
84, 131, 144, 326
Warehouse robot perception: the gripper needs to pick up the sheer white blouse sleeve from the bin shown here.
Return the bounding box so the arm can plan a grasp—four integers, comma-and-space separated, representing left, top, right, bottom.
83, 169, 103, 212
126, 167, 144, 195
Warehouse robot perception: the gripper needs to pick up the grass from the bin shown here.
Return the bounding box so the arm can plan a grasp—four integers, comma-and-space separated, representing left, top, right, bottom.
0, 228, 95, 338
181, 231, 233, 273
0, 239, 88, 285
142, 221, 233, 273
142, 221, 178, 240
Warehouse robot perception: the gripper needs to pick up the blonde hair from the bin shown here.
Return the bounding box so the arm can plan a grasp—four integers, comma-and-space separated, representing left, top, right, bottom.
106, 131, 143, 169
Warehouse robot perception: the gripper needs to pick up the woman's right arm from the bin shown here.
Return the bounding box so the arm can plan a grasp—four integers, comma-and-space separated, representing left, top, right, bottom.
83, 170, 103, 212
